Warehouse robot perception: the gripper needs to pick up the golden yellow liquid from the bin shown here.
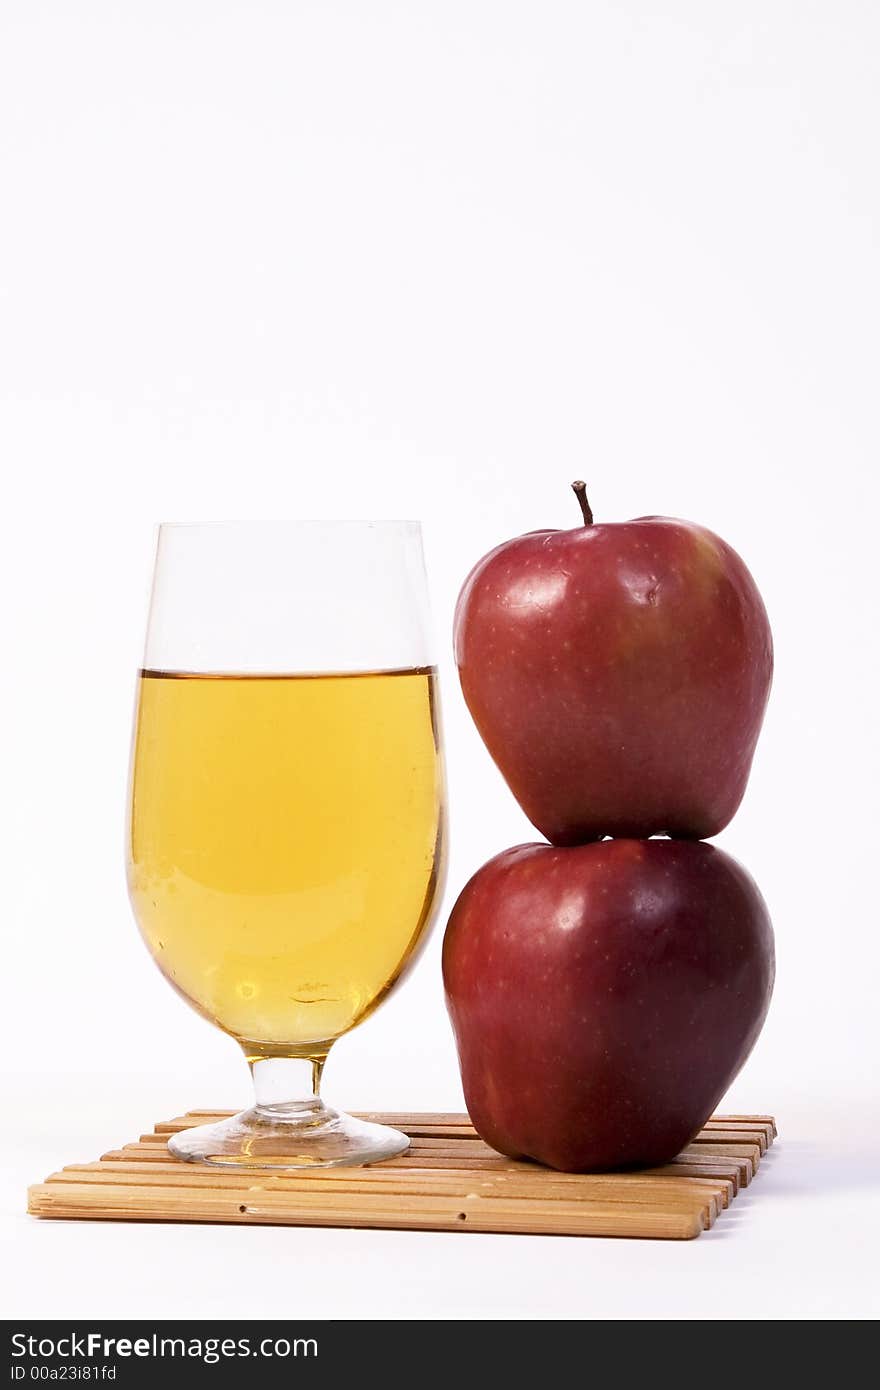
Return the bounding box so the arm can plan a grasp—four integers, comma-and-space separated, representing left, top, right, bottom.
127, 668, 444, 1053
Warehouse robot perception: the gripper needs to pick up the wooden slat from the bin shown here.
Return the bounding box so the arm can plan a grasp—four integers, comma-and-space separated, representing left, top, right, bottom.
171, 1111, 777, 1141
27, 1181, 705, 1239
47, 1162, 726, 1222
646, 1155, 746, 1194
715, 1114, 778, 1138
117, 1139, 756, 1179
140, 1131, 763, 1164
681, 1141, 760, 1176
105, 1138, 755, 1189
29, 1107, 776, 1241
98, 1155, 734, 1207
693, 1127, 768, 1154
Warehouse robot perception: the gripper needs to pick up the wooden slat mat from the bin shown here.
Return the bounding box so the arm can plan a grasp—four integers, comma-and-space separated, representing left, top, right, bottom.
28, 1110, 777, 1241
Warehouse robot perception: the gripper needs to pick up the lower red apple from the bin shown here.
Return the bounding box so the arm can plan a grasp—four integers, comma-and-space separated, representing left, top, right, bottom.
442, 839, 774, 1172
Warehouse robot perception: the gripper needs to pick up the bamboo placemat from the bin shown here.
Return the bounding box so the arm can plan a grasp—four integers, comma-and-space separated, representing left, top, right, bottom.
28, 1110, 777, 1240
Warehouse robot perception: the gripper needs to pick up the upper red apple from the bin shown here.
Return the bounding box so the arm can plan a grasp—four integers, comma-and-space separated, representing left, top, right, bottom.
443, 838, 775, 1172
454, 485, 773, 843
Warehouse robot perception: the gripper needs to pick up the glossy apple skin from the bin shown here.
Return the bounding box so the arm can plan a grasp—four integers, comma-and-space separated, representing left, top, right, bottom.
454, 516, 772, 843
443, 839, 774, 1172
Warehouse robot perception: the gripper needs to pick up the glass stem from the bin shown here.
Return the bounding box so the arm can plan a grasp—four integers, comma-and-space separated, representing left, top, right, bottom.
249, 1053, 329, 1118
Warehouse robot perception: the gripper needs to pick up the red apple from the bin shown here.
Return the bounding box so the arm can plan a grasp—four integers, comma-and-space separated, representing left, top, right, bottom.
454, 485, 773, 843
443, 839, 774, 1172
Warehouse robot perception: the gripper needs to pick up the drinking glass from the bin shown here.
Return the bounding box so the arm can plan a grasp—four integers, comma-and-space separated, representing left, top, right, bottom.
126, 522, 445, 1167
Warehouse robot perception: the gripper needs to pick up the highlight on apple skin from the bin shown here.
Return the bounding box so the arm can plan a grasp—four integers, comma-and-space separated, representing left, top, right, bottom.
442, 838, 775, 1173
454, 486, 773, 845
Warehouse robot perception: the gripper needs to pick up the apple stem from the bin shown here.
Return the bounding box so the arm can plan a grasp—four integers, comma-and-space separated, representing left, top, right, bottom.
571, 480, 593, 526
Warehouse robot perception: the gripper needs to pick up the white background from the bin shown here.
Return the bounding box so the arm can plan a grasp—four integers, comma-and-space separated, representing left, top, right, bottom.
2, 1, 879, 1320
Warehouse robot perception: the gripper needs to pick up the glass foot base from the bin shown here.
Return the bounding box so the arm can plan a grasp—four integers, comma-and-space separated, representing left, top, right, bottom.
167, 1101, 410, 1170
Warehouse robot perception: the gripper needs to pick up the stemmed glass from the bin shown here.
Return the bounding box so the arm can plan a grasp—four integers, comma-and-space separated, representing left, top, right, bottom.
126, 522, 445, 1167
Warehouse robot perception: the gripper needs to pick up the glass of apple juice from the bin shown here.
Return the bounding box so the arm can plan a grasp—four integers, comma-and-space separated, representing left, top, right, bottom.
126, 521, 445, 1167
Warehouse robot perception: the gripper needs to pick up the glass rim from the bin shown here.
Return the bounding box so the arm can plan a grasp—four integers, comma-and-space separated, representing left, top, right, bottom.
157, 518, 423, 532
